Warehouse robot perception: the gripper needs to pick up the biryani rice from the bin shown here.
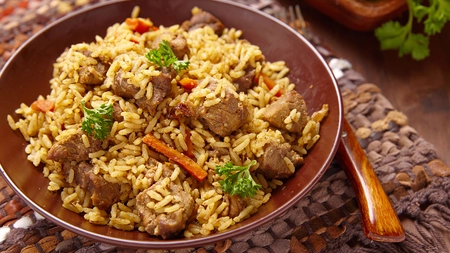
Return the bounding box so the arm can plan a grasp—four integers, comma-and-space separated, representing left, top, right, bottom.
7, 8, 329, 238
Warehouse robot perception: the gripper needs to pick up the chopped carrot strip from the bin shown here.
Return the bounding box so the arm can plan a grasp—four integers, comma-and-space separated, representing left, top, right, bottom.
18, 0, 28, 9
31, 100, 54, 113
129, 39, 139, 44
125, 18, 156, 34
143, 133, 207, 181
254, 73, 284, 97
178, 77, 198, 90
2, 6, 14, 17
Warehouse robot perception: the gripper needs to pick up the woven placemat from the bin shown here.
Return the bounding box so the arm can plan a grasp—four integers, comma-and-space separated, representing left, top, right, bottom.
2, 1, 450, 252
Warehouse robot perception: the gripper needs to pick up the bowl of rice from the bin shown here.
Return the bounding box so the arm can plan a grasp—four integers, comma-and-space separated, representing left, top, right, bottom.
0, 0, 343, 249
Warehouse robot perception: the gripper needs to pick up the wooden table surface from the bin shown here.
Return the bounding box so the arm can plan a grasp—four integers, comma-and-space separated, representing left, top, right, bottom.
292, 1, 450, 165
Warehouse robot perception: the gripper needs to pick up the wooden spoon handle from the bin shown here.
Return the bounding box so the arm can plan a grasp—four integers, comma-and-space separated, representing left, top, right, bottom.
337, 118, 405, 242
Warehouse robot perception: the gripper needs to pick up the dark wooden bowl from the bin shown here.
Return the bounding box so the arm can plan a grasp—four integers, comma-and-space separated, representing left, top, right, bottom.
304, 0, 408, 31
0, 0, 342, 248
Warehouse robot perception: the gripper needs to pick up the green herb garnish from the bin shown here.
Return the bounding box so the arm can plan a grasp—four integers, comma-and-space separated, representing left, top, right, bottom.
81, 101, 114, 140
215, 160, 261, 198
375, 0, 450, 60
145, 40, 190, 73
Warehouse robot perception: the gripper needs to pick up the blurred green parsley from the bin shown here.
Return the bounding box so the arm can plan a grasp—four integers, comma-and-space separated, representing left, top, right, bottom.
375, 0, 450, 60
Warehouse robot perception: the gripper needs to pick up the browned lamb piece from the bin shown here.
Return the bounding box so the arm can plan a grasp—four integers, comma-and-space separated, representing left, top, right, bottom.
262, 90, 309, 133
48, 132, 122, 210
167, 101, 196, 120
257, 142, 304, 179
220, 194, 247, 218
207, 147, 230, 158
135, 67, 176, 116
136, 180, 194, 239
78, 62, 109, 85
113, 67, 175, 116
233, 66, 256, 93
151, 33, 190, 59
181, 9, 225, 35
195, 79, 248, 137
47, 131, 103, 162
77, 50, 110, 86
111, 69, 140, 99
144, 157, 174, 186
112, 101, 124, 122
72, 162, 122, 210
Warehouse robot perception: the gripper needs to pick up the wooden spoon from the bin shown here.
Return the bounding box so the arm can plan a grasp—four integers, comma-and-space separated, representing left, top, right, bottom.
337, 118, 405, 242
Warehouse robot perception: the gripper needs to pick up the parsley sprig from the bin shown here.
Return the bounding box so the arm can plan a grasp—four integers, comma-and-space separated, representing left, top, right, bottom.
215, 160, 262, 198
375, 0, 450, 60
81, 101, 114, 140
145, 40, 190, 73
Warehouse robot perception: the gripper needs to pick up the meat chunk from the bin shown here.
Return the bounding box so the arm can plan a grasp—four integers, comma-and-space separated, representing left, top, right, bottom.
233, 67, 256, 93
169, 34, 190, 59
207, 147, 230, 158
136, 179, 194, 239
152, 33, 190, 60
257, 142, 304, 179
144, 157, 176, 185
72, 162, 121, 210
112, 101, 124, 122
78, 62, 109, 85
47, 131, 103, 162
167, 102, 196, 120
262, 90, 309, 133
113, 67, 175, 116
112, 69, 140, 99
195, 80, 248, 137
220, 194, 247, 218
77, 50, 110, 86
135, 67, 176, 116
181, 10, 225, 35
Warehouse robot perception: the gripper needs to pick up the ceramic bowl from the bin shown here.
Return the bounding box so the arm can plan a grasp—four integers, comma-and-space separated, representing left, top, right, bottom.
0, 0, 342, 248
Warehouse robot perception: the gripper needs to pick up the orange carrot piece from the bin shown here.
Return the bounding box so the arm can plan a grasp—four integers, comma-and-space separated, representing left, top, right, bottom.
125, 18, 156, 34
143, 133, 207, 181
31, 100, 54, 113
178, 77, 198, 90
2, 6, 14, 18
18, 0, 29, 9
254, 73, 284, 97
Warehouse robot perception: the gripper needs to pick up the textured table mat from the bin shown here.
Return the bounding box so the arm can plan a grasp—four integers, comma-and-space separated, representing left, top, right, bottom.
2, 0, 450, 252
